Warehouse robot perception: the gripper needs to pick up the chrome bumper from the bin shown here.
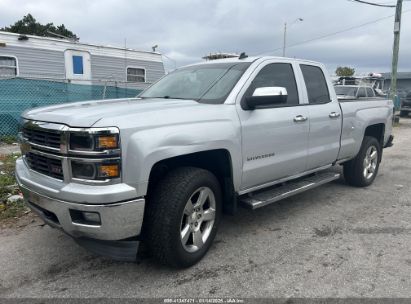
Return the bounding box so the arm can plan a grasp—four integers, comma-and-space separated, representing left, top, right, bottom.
19, 184, 145, 241
19, 183, 145, 261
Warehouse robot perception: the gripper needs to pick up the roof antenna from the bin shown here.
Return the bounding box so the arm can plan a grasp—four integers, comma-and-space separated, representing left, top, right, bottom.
238, 52, 248, 60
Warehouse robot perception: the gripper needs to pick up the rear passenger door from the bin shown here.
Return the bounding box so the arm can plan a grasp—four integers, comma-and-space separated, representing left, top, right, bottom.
300, 64, 342, 170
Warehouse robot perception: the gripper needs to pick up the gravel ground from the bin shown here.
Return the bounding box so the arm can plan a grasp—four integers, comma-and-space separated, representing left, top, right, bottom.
0, 143, 20, 156
1, 119, 411, 299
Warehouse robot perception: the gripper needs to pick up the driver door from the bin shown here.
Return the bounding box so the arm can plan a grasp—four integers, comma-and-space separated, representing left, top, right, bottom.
236, 61, 309, 191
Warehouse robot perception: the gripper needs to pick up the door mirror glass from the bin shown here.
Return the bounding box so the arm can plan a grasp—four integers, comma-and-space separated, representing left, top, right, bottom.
245, 87, 288, 109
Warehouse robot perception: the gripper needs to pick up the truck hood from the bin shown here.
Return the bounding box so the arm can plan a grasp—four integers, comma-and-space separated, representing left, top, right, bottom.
22, 97, 202, 127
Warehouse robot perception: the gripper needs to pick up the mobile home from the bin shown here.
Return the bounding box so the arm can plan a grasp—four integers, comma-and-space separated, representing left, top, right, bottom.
0, 31, 165, 136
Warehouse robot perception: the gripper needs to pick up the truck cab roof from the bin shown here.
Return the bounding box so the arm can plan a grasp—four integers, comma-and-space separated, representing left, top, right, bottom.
187, 55, 323, 67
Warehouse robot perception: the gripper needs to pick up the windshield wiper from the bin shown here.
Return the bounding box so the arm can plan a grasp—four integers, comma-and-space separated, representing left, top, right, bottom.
146, 96, 190, 100
163, 96, 189, 100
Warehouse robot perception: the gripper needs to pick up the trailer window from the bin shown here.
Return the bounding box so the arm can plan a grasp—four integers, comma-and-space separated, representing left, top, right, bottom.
300, 65, 330, 104
127, 67, 145, 82
72, 56, 84, 75
0, 56, 17, 77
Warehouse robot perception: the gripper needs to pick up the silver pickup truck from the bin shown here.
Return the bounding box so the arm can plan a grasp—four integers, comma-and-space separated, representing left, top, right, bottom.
16, 56, 393, 267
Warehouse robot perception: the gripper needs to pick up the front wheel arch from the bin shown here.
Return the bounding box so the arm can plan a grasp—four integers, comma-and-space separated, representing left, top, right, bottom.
146, 149, 237, 214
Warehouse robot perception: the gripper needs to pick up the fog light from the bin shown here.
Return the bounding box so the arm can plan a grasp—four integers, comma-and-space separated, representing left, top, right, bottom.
70, 209, 101, 225
82, 212, 101, 224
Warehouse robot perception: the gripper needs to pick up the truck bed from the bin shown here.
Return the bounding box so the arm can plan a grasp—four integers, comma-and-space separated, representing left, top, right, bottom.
338, 98, 393, 161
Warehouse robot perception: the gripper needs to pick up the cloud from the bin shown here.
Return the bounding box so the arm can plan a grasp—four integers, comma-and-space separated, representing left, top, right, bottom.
1, 0, 410, 73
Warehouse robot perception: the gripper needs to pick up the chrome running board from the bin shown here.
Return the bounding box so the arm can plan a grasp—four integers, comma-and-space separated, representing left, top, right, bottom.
239, 171, 340, 210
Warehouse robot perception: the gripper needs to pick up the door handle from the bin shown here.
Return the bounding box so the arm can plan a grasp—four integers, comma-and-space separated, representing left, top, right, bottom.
329, 112, 341, 118
293, 115, 308, 122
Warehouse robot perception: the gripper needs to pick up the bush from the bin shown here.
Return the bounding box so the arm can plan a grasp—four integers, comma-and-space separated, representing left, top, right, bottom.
0, 153, 29, 220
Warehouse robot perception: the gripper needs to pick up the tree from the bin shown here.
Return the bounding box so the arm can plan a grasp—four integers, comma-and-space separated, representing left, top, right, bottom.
1, 14, 78, 40
335, 66, 355, 77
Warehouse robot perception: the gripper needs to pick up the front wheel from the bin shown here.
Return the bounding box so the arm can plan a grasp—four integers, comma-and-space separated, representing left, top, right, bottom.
144, 167, 222, 268
343, 136, 381, 187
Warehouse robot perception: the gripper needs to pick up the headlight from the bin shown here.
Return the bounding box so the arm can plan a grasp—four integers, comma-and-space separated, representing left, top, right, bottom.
71, 160, 120, 180
70, 132, 119, 151
68, 128, 121, 182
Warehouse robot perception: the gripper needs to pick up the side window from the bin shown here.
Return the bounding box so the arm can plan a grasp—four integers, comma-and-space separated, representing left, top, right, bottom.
72, 56, 84, 75
0, 56, 17, 77
245, 63, 299, 106
357, 87, 366, 98
300, 65, 330, 104
366, 88, 374, 97
127, 67, 145, 82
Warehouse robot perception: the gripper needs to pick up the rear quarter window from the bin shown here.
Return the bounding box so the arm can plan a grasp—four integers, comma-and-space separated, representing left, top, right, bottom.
300, 65, 330, 104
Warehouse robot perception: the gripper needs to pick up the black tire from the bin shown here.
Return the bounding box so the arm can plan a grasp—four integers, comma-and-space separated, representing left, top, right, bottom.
144, 167, 222, 268
400, 110, 409, 117
343, 136, 381, 187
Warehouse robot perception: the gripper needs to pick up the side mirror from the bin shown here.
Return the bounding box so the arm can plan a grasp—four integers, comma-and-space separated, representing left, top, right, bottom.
245, 87, 288, 110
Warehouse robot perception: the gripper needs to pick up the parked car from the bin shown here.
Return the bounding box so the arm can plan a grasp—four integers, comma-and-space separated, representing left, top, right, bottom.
335, 85, 377, 100
16, 56, 393, 268
400, 92, 411, 117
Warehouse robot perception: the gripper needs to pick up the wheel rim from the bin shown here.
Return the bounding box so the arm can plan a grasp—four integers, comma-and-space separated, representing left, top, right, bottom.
363, 145, 378, 180
180, 186, 216, 253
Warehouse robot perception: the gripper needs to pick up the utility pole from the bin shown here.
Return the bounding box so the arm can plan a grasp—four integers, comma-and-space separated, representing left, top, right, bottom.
282, 18, 303, 57
390, 0, 403, 112
282, 22, 287, 57
351, 0, 404, 113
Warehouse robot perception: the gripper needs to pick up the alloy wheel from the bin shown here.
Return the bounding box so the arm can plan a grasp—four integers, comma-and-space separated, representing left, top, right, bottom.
180, 187, 216, 253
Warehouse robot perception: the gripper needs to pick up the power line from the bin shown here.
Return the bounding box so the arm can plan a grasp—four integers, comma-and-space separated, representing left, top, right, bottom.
257, 9, 411, 55
349, 0, 396, 7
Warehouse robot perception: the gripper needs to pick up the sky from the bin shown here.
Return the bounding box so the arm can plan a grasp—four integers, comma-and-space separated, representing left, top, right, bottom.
0, 0, 410, 74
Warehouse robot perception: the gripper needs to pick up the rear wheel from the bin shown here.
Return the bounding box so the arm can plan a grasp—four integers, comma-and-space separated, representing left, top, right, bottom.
343, 136, 381, 187
145, 167, 222, 268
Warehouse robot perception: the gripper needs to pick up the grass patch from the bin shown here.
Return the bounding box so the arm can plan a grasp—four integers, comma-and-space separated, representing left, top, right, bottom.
0, 153, 29, 220
0, 135, 18, 145
0, 199, 27, 220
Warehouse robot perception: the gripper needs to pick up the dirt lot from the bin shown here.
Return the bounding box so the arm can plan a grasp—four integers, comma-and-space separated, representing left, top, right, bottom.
1, 120, 411, 299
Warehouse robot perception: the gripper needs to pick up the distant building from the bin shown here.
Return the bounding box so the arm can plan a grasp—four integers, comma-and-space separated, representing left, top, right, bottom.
0, 31, 165, 89
381, 72, 411, 92
0, 31, 165, 136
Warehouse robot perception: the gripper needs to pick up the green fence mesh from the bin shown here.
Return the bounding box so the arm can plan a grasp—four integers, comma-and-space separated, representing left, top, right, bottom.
0, 77, 142, 138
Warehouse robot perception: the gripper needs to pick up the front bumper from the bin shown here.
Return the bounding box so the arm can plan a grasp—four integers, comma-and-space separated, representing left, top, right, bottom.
19, 184, 145, 241
16, 159, 146, 261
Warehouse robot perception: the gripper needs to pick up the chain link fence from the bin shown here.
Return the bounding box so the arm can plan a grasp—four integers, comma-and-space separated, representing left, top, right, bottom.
0, 76, 142, 139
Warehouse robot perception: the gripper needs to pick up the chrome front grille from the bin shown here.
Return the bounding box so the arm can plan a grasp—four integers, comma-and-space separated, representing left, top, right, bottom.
25, 152, 63, 180
22, 127, 61, 149
19, 119, 121, 184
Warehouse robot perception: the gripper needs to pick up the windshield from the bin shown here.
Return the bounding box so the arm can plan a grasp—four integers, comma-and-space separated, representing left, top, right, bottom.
335, 86, 358, 96
140, 62, 251, 104
335, 86, 358, 97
